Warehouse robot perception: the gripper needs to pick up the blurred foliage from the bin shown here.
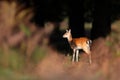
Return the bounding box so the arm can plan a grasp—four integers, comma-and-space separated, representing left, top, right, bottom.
31, 46, 47, 64
20, 23, 31, 37
0, 67, 39, 80
105, 41, 113, 47
0, 47, 24, 70
0, 0, 48, 79
106, 20, 120, 58
8, 48, 25, 70
0, 0, 120, 79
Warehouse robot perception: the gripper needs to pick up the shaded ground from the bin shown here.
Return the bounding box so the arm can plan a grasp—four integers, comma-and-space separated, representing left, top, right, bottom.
33, 37, 120, 80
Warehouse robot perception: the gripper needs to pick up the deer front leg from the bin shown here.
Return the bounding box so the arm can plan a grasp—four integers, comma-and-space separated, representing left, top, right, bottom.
72, 49, 76, 62
76, 49, 79, 62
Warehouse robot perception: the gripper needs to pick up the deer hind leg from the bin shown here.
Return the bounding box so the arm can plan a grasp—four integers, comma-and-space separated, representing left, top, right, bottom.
88, 52, 92, 64
86, 52, 92, 64
76, 49, 79, 62
72, 49, 76, 62
83, 47, 92, 64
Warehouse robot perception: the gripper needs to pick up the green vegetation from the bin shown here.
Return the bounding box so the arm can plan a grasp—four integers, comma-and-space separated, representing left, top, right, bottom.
20, 23, 31, 37
109, 20, 120, 58
31, 47, 47, 64
0, 46, 46, 80
0, 67, 39, 80
0, 1, 47, 79
0, 0, 120, 80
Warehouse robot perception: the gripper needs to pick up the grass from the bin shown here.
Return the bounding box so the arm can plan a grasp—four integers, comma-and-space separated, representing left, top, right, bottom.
0, 48, 25, 71
105, 41, 113, 47
8, 49, 25, 70
108, 20, 120, 58
19, 23, 31, 37
115, 50, 120, 57
0, 67, 39, 80
0, 46, 47, 80
31, 46, 47, 64
0, 1, 43, 79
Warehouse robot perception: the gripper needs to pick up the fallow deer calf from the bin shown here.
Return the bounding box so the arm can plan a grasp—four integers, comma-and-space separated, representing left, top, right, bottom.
63, 29, 92, 64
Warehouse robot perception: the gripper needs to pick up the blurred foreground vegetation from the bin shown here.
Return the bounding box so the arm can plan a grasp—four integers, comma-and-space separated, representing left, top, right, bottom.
0, 1, 48, 79
108, 20, 120, 58
0, 0, 120, 80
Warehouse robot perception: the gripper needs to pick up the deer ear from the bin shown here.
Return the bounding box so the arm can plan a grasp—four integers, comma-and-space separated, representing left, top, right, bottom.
69, 29, 71, 32
66, 30, 68, 32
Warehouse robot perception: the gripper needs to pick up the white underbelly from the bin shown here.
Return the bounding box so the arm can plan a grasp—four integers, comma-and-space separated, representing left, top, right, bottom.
75, 46, 82, 49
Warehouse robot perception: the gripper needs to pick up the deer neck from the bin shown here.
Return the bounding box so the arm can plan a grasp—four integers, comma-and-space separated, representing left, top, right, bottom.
67, 35, 73, 43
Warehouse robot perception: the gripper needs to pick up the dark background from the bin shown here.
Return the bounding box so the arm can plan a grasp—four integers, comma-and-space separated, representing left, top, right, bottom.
18, 0, 120, 39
